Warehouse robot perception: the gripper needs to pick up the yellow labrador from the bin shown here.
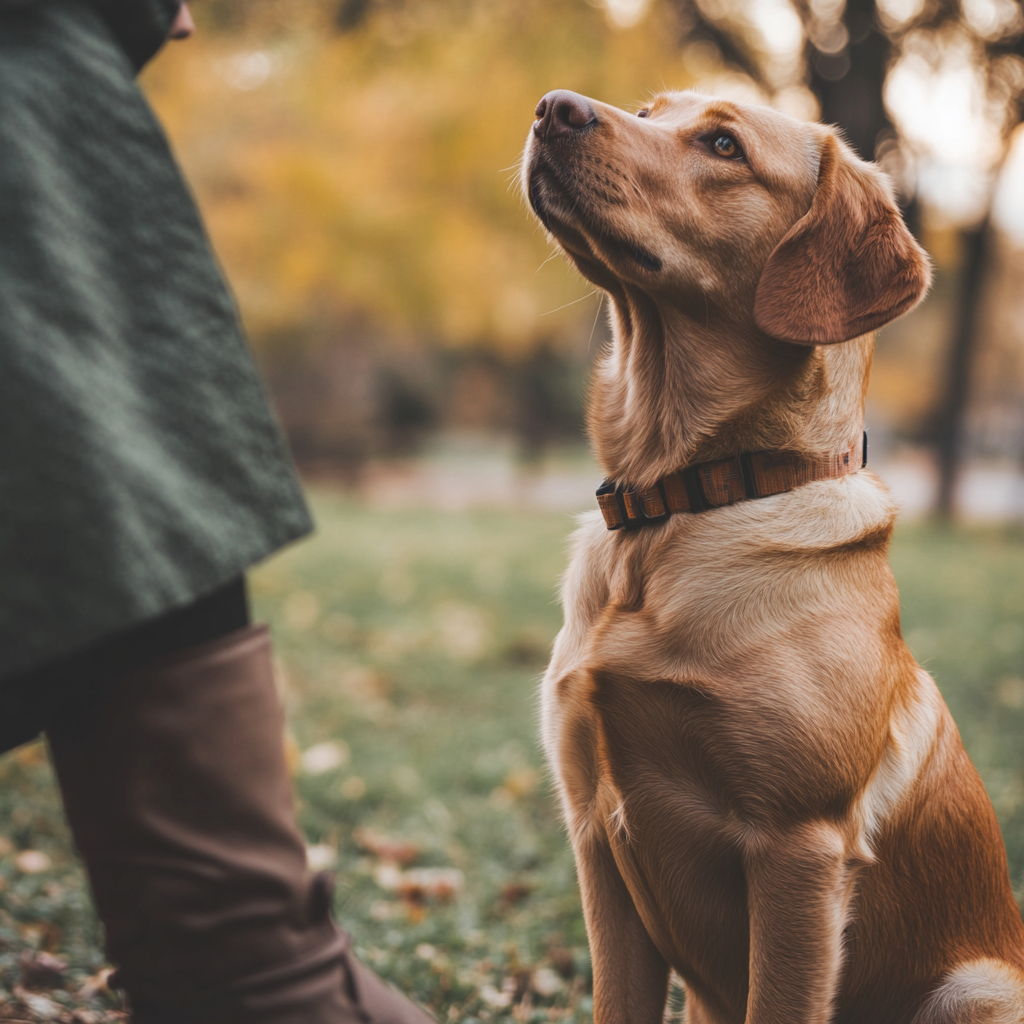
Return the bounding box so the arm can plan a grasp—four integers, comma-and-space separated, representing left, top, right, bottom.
523, 89, 1024, 1024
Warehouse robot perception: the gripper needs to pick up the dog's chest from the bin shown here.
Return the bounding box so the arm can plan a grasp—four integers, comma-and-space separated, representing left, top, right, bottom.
542, 505, 901, 834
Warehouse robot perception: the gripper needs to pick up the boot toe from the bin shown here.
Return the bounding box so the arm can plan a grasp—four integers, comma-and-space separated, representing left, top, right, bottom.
345, 954, 435, 1024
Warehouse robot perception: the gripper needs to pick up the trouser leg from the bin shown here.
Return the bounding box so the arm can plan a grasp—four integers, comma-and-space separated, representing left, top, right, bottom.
45, 624, 432, 1024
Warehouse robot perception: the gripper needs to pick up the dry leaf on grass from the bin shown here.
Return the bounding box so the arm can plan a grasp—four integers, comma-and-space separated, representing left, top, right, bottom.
496, 881, 534, 910
300, 741, 350, 775
373, 863, 464, 905
18, 951, 66, 990
14, 851, 51, 875
77, 968, 116, 1002
305, 844, 337, 871
353, 827, 420, 865
11, 988, 60, 1021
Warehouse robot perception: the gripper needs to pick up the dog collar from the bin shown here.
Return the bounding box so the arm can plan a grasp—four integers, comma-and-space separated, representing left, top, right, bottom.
597, 432, 867, 531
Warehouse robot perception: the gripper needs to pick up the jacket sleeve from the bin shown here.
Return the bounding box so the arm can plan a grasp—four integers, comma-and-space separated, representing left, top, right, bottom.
0, 0, 180, 70
86, 0, 181, 70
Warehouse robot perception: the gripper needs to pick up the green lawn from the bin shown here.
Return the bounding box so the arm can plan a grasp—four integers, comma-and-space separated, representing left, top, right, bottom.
0, 492, 1022, 1022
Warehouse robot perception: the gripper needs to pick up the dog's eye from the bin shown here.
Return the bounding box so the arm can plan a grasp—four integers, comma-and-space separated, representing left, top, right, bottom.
712, 134, 741, 158
637, 108, 650, 118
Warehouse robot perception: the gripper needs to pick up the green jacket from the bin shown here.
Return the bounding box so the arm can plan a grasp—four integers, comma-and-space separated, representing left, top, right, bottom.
0, 0, 314, 678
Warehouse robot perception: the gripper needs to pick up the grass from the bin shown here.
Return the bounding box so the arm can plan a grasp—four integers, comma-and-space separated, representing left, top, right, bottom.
0, 491, 1022, 1022
889, 524, 1024, 890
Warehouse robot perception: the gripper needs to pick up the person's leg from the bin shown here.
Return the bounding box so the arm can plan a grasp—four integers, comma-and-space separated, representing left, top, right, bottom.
40, 584, 432, 1024
0, 578, 252, 754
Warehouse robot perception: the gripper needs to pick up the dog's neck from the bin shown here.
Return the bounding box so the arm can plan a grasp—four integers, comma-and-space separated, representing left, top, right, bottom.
587, 288, 872, 489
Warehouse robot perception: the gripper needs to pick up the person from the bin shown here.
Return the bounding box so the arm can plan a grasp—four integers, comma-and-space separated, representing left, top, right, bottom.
0, 1, 433, 1021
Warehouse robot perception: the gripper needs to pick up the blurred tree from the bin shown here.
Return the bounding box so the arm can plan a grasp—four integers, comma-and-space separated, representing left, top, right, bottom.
144, 0, 696, 356
800, 0, 893, 162
145, 0, 1024, 486
142, 0, 700, 462
901, 1, 1024, 517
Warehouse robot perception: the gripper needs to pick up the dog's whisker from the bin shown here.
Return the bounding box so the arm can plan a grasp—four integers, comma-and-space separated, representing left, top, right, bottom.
587, 292, 605, 352
535, 250, 562, 274
539, 290, 601, 316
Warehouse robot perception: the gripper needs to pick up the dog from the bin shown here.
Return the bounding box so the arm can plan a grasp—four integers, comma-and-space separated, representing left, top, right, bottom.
523, 89, 1024, 1024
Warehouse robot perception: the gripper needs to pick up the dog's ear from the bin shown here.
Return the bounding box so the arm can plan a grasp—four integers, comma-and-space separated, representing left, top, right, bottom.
754, 133, 931, 345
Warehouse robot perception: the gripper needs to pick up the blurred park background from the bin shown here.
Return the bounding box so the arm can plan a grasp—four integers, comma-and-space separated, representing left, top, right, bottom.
2, 1, 1024, 1021
139, 0, 1024, 518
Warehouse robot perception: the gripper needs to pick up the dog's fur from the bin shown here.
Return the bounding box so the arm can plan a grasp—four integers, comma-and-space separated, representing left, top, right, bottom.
523, 90, 1024, 1024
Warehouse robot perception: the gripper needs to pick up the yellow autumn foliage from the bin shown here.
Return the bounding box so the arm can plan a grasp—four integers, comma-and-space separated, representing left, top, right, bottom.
142, 0, 697, 356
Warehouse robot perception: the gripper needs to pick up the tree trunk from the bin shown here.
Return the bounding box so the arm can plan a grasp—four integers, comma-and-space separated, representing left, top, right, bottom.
933, 219, 992, 520
807, 0, 892, 163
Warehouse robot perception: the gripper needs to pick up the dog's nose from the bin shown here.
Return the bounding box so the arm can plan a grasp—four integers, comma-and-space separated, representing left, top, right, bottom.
533, 90, 597, 140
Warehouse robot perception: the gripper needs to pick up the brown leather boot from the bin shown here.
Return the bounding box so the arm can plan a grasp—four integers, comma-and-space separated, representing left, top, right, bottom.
46, 625, 434, 1024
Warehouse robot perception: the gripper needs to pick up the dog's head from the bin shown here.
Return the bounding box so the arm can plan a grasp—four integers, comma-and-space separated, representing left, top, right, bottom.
523, 90, 929, 346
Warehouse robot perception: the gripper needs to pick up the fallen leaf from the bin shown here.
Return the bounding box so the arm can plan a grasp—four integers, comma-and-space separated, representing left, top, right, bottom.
497, 881, 534, 908
368, 900, 399, 921
14, 851, 51, 875
305, 844, 337, 871
78, 967, 117, 1001
531, 967, 564, 998
397, 867, 464, 904
301, 741, 350, 775
372, 863, 463, 905
478, 982, 512, 1009
71, 1010, 105, 1023
545, 943, 577, 980
12, 987, 60, 1020
372, 863, 404, 891
18, 950, 66, 989
353, 828, 419, 865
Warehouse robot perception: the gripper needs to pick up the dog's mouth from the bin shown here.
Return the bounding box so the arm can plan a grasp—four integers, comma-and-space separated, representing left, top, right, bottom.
527, 157, 662, 275
527, 169, 556, 232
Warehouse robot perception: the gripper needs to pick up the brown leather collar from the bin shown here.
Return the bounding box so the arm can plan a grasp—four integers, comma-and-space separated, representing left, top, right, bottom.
597, 432, 867, 531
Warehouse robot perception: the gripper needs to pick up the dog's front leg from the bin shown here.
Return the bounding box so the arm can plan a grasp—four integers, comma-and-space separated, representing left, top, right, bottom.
576, 829, 670, 1024
744, 821, 858, 1024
